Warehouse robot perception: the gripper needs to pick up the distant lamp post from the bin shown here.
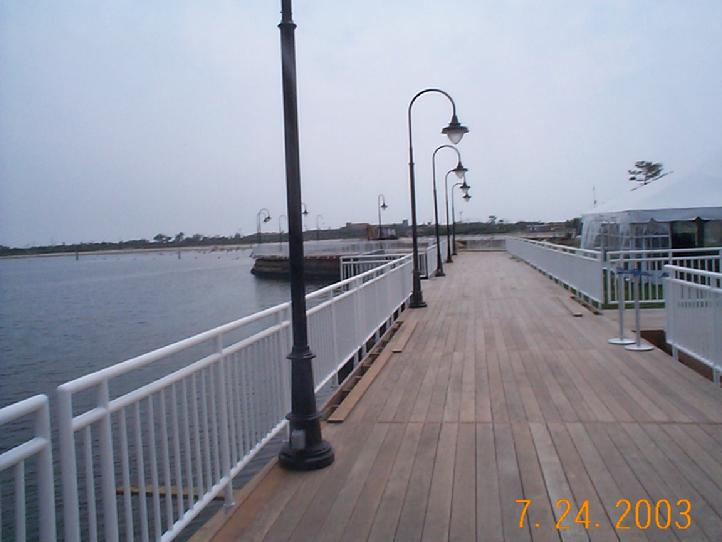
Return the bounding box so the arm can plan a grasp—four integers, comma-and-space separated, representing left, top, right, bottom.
433, 145, 467, 265
407, 88, 469, 307
256, 208, 272, 245
315, 214, 323, 241
277, 0, 334, 471
279, 214, 287, 245
301, 201, 309, 234
377, 194, 388, 237
450, 178, 471, 255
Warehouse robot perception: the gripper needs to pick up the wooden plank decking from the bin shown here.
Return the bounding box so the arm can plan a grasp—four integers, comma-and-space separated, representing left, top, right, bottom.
209, 252, 722, 542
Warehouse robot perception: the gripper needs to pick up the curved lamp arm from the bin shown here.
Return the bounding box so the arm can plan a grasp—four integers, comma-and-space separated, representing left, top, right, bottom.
257, 207, 271, 229
407, 88, 468, 152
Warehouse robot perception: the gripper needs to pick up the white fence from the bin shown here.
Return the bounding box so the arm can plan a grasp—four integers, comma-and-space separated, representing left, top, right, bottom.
339, 240, 446, 281
605, 247, 722, 306
340, 254, 407, 280
506, 237, 604, 305
461, 237, 507, 251
664, 265, 722, 385
1, 255, 412, 542
0, 395, 56, 542
251, 239, 414, 257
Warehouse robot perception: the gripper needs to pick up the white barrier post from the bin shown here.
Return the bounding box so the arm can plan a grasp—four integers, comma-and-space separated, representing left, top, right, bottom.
625, 269, 654, 352
609, 270, 634, 345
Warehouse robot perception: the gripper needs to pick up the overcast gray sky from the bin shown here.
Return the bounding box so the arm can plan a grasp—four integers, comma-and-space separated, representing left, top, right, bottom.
1, 0, 721, 247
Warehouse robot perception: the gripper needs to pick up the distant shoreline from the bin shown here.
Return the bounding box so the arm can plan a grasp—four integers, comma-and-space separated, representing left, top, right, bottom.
0, 244, 254, 260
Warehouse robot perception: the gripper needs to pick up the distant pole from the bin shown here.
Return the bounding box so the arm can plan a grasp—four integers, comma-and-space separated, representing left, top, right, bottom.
377, 194, 387, 239
277, 0, 334, 471
449, 176, 470, 257
430, 151, 445, 276
315, 214, 323, 241
407, 88, 469, 307
256, 208, 271, 245
450, 175, 459, 256
433, 145, 467, 265
279, 214, 287, 245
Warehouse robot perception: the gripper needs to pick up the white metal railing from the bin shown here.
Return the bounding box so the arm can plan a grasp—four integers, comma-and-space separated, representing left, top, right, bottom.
664, 265, 722, 385
506, 237, 604, 304
339, 240, 446, 281
461, 236, 507, 251
251, 239, 415, 257
605, 247, 722, 305
340, 254, 407, 280
418, 239, 447, 279
52, 253, 412, 542
0, 395, 56, 542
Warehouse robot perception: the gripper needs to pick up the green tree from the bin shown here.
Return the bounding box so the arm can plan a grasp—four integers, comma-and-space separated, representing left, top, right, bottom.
628, 161, 670, 188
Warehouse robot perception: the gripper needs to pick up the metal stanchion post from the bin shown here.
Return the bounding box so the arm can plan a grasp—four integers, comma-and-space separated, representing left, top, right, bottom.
608, 269, 634, 345
625, 269, 654, 352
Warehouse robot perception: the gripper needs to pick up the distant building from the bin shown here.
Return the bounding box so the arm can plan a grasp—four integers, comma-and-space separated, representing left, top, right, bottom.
581, 175, 722, 250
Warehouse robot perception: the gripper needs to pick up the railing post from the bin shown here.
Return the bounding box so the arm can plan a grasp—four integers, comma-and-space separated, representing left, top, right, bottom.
57, 386, 81, 542
609, 270, 634, 345
36, 398, 57, 542
215, 334, 235, 507
714, 289, 721, 386
625, 270, 654, 352
98, 381, 120, 542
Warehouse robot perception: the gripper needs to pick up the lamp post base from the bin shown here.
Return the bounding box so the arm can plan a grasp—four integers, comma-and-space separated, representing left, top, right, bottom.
410, 290, 426, 309
624, 342, 654, 352
446, 257, 453, 264
608, 337, 635, 345
435, 269, 445, 277
279, 439, 334, 471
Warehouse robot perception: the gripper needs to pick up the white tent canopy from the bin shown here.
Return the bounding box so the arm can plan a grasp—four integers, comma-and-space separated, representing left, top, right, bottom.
581, 174, 722, 250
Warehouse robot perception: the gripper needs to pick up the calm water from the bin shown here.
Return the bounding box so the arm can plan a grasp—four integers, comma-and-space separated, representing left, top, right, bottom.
0, 248, 308, 408
0, 248, 331, 539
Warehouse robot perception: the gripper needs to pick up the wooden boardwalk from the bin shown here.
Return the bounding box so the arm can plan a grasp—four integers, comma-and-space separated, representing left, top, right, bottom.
208, 252, 722, 542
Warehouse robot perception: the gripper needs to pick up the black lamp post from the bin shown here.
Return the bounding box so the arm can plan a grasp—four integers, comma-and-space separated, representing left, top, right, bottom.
278, 214, 287, 245
256, 208, 271, 245
315, 214, 323, 241
407, 88, 468, 307
277, 0, 334, 471
450, 178, 471, 255
377, 194, 388, 238
433, 145, 467, 265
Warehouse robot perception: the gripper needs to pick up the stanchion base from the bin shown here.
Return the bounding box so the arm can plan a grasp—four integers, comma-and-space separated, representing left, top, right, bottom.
608, 337, 635, 345
624, 343, 654, 352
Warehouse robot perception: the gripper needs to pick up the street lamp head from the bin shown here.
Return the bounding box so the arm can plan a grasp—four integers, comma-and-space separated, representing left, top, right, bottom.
263, 215, 271, 223
452, 160, 468, 179
463, 193, 471, 201
381, 202, 388, 211
441, 114, 469, 144
460, 179, 471, 193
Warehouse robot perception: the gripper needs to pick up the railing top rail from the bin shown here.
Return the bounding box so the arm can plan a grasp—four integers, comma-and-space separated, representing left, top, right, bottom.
339, 253, 409, 262
0, 393, 47, 424
508, 237, 602, 259
664, 264, 722, 282
59, 253, 413, 395
308, 253, 412, 301
611, 254, 718, 262
608, 246, 722, 256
